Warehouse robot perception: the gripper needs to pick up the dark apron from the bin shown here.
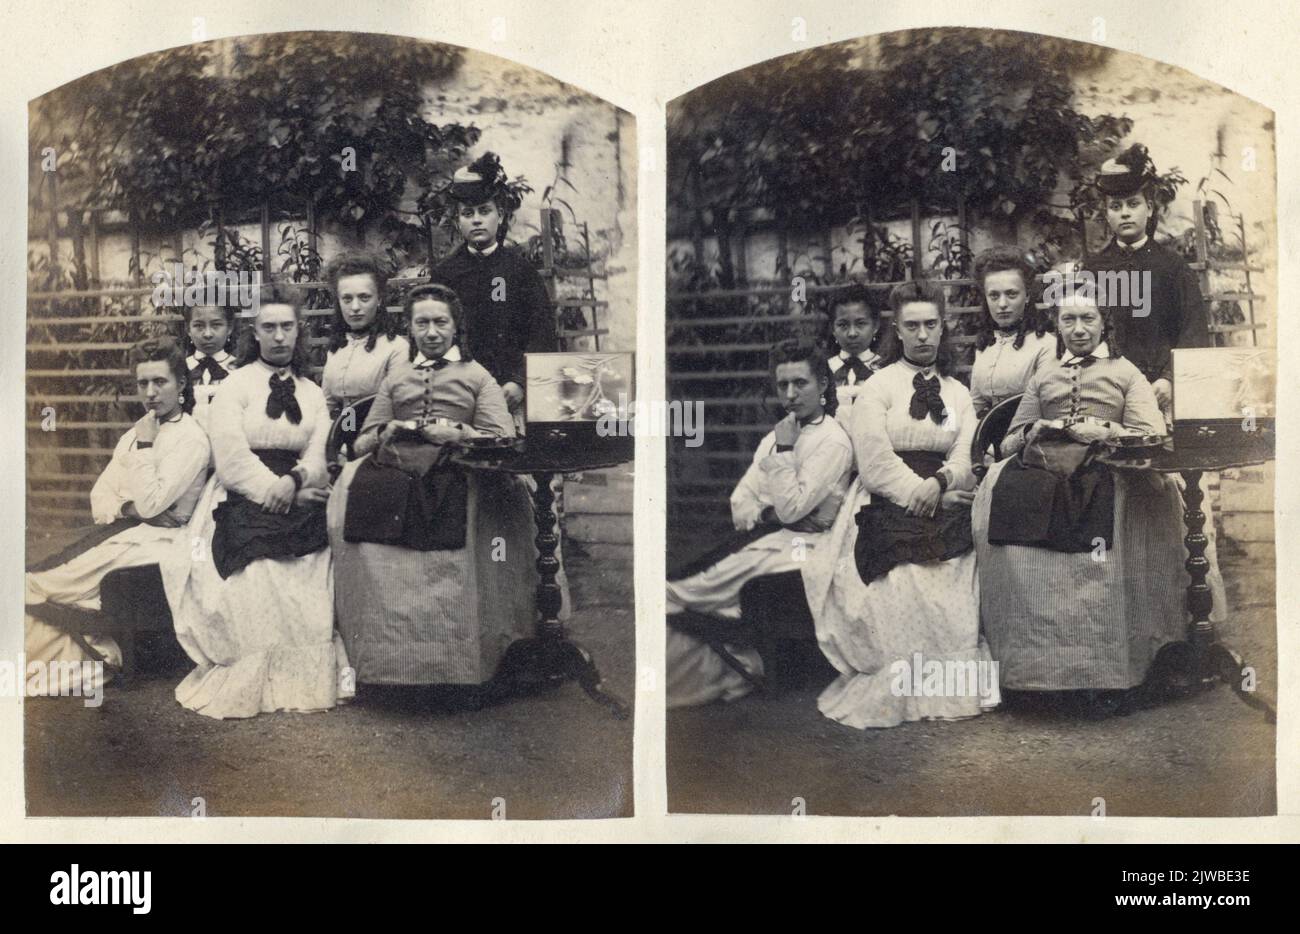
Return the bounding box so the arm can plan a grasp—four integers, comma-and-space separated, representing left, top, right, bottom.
343, 439, 468, 551
987, 439, 1114, 553
854, 450, 973, 586
211, 449, 328, 579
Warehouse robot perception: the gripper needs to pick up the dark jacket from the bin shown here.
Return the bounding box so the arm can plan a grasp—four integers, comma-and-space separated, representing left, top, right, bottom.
1088, 238, 1210, 383
430, 243, 556, 388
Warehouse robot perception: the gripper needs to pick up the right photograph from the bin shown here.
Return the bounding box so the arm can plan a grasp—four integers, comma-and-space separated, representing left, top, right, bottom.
664, 28, 1278, 817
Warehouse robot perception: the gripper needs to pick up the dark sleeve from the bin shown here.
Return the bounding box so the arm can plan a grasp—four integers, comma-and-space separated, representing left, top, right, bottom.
501, 257, 554, 388
1174, 258, 1211, 350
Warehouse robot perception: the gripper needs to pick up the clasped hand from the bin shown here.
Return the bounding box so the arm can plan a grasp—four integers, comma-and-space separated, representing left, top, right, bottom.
905, 477, 972, 517
262, 475, 327, 514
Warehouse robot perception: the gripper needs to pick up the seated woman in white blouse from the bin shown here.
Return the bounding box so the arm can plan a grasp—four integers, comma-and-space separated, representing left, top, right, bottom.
321, 251, 409, 423
969, 246, 1055, 418
26, 336, 210, 695
161, 284, 349, 719
666, 338, 854, 707
803, 281, 999, 729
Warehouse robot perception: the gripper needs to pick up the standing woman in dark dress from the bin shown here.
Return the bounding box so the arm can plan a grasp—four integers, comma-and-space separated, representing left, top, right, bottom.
430, 152, 557, 414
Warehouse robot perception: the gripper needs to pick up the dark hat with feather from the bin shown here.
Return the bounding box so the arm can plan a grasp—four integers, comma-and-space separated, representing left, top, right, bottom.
448, 152, 516, 206
1095, 143, 1159, 198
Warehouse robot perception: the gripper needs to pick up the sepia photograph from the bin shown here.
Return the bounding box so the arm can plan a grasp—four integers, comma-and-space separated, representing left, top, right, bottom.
665, 27, 1278, 817
23, 30, 638, 820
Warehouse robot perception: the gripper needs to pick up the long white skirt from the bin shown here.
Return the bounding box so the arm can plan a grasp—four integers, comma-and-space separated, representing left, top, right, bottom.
161, 476, 352, 719
802, 482, 1000, 729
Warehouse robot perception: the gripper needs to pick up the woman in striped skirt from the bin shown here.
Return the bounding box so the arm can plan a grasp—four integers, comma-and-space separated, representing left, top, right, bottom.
970, 288, 1220, 714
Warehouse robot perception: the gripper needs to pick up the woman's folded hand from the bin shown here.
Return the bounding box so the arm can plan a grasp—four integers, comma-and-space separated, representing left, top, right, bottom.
295, 486, 329, 507
263, 475, 297, 514
1065, 420, 1114, 445
420, 422, 463, 445
941, 489, 974, 510
906, 477, 942, 518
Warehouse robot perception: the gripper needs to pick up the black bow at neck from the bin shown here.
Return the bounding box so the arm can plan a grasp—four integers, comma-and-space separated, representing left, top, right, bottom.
909, 371, 947, 424
190, 354, 229, 384
266, 372, 302, 424
838, 355, 873, 384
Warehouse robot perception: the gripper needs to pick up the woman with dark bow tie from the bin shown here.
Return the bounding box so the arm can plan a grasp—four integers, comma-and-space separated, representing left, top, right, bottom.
803, 281, 999, 729
161, 284, 350, 719
181, 302, 239, 434
826, 284, 885, 421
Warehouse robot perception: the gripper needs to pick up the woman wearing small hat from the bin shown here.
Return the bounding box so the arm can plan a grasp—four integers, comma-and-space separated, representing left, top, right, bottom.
1088, 143, 1211, 412
430, 152, 557, 413
1088, 142, 1228, 646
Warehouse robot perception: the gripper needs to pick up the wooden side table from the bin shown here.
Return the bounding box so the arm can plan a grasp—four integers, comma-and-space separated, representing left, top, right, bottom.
1101, 421, 1276, 721
449, 440, 633, 719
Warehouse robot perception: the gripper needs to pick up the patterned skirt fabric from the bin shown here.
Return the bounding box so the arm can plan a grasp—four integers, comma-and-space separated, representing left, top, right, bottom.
972, 459, 1224, 690
803, 481, 999, 729
161, 475, 350, 719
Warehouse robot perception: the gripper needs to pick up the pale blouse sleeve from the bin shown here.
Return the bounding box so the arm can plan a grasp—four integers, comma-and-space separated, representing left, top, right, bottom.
852, 378, 925, 506
469, 372, 515, 438
1032, 335, 1057, 376
941, 386, 978, 492
120, 424, 211, 519
968, 347, 990, 415
211, 376, 280, 505
353, 375, 395, 457
384, 337, 411, 383
759, 426, 853, 524
89, 431, 133, 524
298, 387, 331, 488
321, 350, 343, 416
729, 433, 772, 531
1120, 366, 1167, 435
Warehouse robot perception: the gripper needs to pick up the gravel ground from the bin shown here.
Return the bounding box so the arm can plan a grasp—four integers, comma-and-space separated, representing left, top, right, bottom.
24, 542, 635, 821
667, 556, 1276, 817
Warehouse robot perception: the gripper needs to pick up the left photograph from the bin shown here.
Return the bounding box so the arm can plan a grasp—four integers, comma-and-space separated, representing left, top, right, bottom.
24, 31, 637, 819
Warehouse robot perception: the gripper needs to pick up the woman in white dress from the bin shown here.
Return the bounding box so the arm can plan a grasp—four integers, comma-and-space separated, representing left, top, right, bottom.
321, 251, 409, 422
26, 336, 210, 694
667, 338, 854, 706
969, 247, 1055, 418
162, 284, 351, 719
804, 281, 1000, 729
